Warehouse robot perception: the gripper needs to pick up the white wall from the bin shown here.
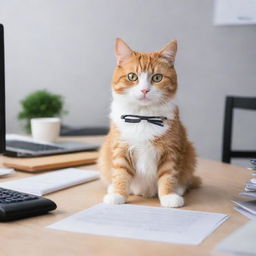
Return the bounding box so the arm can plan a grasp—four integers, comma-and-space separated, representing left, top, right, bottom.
0, 0, 256, 163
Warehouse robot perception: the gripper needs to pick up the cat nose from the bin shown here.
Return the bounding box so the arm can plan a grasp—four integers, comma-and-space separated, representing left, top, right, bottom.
141, 89, 150, 95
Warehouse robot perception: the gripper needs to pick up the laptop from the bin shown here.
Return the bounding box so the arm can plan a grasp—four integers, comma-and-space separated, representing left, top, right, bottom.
0, 24, 99, 157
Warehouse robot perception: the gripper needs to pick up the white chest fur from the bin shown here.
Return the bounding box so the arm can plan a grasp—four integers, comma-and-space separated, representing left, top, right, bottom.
110, 93, 176, 197
129, 141, 159, 197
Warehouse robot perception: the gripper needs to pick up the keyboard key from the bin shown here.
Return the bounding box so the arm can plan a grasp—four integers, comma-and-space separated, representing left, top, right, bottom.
0, 187, 39, 204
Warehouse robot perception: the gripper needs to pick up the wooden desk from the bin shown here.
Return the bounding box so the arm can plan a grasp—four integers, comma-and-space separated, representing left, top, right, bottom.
0, 136, 251, 256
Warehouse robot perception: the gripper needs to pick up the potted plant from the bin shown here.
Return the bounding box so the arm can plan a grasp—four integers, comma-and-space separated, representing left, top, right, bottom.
18, 90, 66, 133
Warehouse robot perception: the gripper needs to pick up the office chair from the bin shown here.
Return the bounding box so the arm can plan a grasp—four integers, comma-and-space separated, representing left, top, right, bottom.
222, 96, 256, 163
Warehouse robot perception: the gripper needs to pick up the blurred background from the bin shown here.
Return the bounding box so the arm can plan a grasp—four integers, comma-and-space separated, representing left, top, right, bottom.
0, 0, 255, 165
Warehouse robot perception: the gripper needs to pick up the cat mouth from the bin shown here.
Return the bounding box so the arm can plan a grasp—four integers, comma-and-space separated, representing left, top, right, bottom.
138, 95, 150, 101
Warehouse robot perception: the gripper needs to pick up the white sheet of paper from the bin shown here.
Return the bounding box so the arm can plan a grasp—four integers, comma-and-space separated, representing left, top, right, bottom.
232, 200, 256, 215
0, 168, 99, 195
48, 203, 228, 245
216, 219, 256, 255
0, 168, 15, 177
240, 191, 256, 198
234, 206, 256, 219
251, 178, 256, 184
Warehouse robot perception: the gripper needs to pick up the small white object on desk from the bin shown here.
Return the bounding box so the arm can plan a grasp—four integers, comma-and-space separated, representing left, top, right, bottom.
0, 168, 15, 177
250, 178, 256, 184
48, 203, 228, 245
0, 168, 99, 195
234, 206, 256, 220
240, 191, 256, 198
232, 200, 256, 216
216, 219, 256, 255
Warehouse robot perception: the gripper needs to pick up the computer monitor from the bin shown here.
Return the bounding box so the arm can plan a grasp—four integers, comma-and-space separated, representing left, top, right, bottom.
0, 24, 5, 153
0, 24, 97, 157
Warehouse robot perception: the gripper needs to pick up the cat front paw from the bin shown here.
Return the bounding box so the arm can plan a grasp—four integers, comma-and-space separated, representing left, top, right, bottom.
103, 193, 126, 204
160, 193, 184, 208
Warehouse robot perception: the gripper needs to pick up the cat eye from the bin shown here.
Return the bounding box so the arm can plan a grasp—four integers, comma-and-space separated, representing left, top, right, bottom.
152, 74, 163, 83
127, 73, 138, 81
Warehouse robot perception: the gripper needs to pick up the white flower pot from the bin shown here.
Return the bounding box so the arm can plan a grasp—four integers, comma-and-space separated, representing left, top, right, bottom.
31, 117, 61, 142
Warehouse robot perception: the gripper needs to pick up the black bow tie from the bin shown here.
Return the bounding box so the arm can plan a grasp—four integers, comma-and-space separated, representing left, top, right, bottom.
121, 115, 167, 127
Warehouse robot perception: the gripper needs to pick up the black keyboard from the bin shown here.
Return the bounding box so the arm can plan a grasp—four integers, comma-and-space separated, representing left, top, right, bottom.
0, 187, 57, 221
6, 140, 63, 152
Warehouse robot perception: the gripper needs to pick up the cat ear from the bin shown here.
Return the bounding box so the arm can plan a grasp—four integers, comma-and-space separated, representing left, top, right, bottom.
115, 38, 133, 66
160, 40, 177, 65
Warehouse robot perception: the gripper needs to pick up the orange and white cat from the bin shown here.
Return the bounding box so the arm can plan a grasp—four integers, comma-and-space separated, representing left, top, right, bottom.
98, 38, 201, 208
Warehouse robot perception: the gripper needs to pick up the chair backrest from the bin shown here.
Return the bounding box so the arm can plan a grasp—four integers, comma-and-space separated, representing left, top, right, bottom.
222, 96, 256, 163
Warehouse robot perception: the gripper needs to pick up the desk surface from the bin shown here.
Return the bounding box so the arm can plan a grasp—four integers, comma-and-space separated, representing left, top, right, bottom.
0, 136, 251, 256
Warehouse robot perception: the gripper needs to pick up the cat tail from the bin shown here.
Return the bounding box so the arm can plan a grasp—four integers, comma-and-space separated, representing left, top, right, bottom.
189, 175, 202, 189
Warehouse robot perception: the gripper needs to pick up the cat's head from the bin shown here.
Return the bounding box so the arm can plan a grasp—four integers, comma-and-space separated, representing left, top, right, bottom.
112, 38, 177, 106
